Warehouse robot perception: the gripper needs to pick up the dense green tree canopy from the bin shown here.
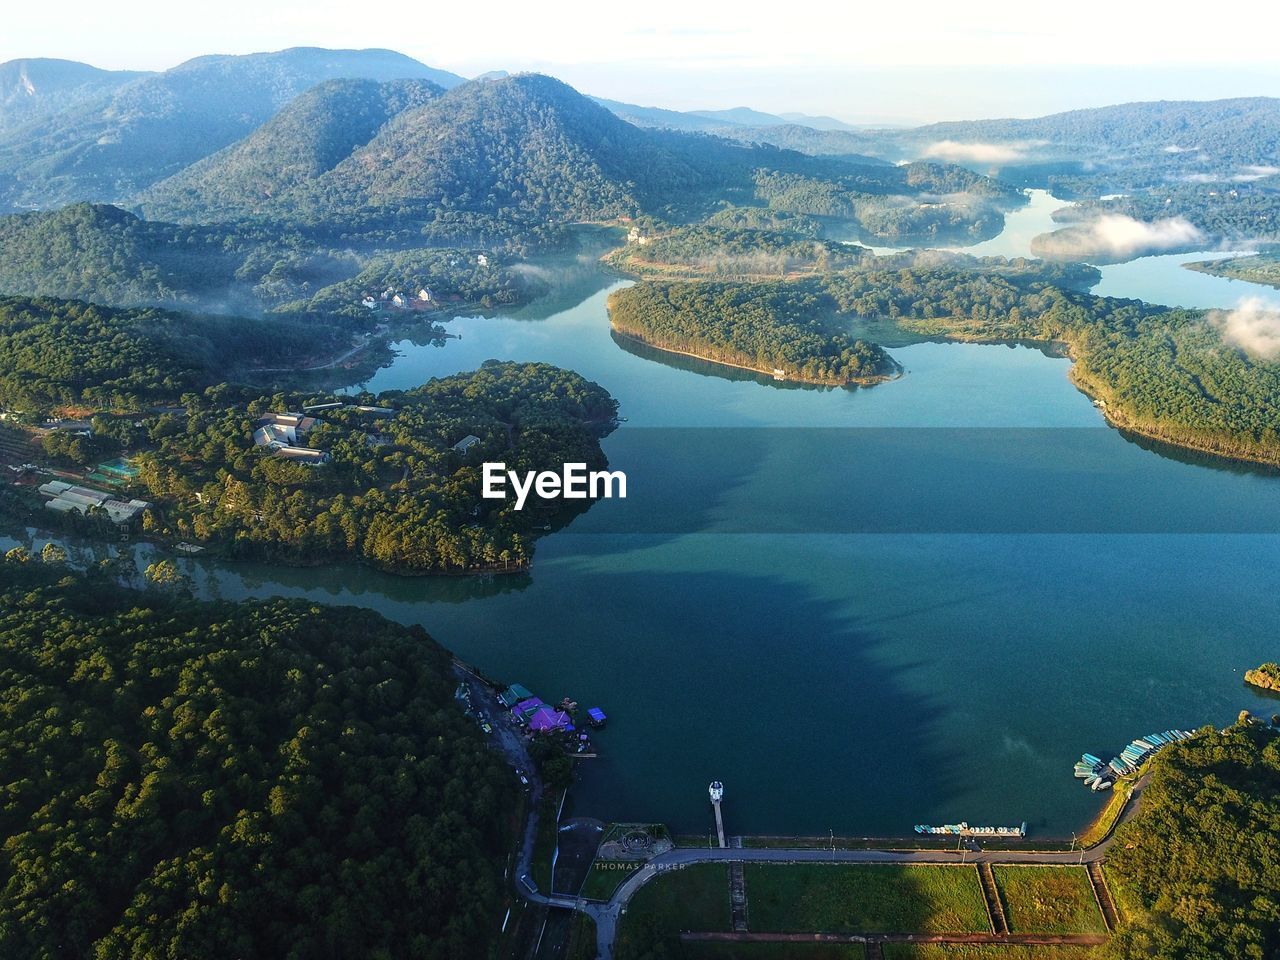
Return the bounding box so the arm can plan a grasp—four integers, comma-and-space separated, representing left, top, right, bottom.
1105, 722, 1280, 960
0, 559, 513, 959
0, 295, 343, 414
609, 280, 891, 384
133, 361, 618, 573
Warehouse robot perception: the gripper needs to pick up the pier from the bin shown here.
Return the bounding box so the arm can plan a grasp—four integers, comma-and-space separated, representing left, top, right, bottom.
709, 781, 726, 849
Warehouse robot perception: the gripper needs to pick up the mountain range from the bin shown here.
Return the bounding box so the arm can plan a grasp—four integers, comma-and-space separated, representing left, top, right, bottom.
1, 45, 1278, 233
0, 47, 463, 211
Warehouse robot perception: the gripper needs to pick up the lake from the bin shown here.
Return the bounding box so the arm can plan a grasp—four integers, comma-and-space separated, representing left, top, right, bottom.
13, 193, 1280, 838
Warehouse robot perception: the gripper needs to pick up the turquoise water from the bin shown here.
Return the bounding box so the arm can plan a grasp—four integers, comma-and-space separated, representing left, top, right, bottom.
15, 197, 1280, 837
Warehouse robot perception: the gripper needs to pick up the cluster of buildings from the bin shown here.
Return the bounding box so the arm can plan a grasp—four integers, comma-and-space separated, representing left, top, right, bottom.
252, 405, 398, 465
497, 683, 606, 745
252, 412, 327, 465
362, 287, 435, 312
38, 480, 149, 524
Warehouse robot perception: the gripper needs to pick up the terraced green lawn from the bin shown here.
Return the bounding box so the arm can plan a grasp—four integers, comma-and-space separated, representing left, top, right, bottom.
683, 945, 865, 959
578, 860, 641, 901
883, 946, 1096, 959
614, 864, 731, 960
992, 866, 1107, 934
745, 864, 990, 934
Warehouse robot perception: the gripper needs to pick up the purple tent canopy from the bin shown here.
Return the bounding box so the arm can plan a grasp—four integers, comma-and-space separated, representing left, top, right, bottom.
514, 697, 544, 714
528, 707, 571, 733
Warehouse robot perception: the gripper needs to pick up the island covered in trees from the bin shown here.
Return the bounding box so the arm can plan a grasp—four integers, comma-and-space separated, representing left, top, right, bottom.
0, 556, 514, 959
609, 279, 894, 385
605, 238, 1280, 466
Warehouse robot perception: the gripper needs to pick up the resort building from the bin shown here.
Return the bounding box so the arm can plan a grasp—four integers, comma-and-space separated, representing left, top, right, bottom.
253, 413, 327, 464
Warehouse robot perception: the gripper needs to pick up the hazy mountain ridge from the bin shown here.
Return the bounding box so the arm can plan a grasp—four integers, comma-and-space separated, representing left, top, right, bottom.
0, 47, 461, 211
0, 58, 149, 134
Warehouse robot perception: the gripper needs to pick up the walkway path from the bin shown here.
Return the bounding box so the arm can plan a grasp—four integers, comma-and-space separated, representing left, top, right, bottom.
978, 862, 1009, 934
1087, 862, 1120, 932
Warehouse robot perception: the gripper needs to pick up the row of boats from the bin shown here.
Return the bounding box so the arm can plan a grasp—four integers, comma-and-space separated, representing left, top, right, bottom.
913, 822, 1027, 837
1074, 729, 1195, 791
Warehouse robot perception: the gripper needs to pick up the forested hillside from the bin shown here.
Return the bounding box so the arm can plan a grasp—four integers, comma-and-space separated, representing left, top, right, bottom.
901, 97, 1280, 195
140, 78, 443, 222
1057, 183, 1280, 244
265, 74, 712, 224
0, 295, 343, 414
0, 58, 147, 133
1104, 721, 1280, 960
0, 47, 455, 211
0, 203, 270, 310
606, 225, 867, 278
0, 201, 555, 318
133, 71, 1022, 248
0, 558, 513, 959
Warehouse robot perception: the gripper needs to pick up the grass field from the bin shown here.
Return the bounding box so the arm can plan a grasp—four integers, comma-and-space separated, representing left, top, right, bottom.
578, 860, 641, 900
882, 946, 1096, 959
992, 866, 1106, 934
683, 944, 866, 959
614, 864, 732, 959
745, 864, 990, 934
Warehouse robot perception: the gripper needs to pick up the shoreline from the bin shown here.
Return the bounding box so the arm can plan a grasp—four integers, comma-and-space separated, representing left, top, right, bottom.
609, 326, 902, 387
910, 326, 1280, 471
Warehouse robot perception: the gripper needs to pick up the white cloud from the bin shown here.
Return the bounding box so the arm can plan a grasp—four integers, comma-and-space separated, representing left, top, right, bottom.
1211, 296, 1280, 359
1033, 214, 1204, 261
921, 140, 1025, 164
1235, 165, 1280, 182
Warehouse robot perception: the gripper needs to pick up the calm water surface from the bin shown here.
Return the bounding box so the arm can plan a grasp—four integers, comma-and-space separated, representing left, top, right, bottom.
18, 196, 1280, 837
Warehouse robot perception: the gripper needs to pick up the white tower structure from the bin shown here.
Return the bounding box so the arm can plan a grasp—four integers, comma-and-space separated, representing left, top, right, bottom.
709, 781, 726, 848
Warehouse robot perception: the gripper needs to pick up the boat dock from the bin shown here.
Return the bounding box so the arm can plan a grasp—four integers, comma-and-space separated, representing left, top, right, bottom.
1074, 729, 1194, 791
913, 821, 1026, 838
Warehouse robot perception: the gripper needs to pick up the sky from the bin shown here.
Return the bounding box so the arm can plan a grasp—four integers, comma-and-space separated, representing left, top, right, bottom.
6, 0, 1280, 123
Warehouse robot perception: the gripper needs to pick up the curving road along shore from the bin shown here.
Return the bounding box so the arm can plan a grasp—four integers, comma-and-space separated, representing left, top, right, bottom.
458, 660, 1150, 959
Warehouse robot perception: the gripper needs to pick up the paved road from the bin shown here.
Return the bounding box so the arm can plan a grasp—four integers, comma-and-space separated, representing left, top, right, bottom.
461, 663, 1154, 960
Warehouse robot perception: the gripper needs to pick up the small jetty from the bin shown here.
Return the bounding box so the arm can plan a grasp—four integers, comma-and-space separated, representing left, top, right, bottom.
914, 821, 1026, 838
1074, 729, 1194, 791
